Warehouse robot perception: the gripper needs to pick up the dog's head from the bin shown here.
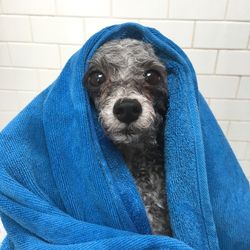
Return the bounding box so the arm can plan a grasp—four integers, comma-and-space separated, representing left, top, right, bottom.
83, 39, 168, 145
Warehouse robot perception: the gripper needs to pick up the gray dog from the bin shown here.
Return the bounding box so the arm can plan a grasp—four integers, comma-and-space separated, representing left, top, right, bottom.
84, 38, 172, 236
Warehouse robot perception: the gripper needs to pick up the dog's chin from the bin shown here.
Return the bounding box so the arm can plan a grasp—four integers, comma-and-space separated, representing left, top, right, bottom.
109, 132, 140, 145
107, 127, 157, 146
100, 114, 159, 145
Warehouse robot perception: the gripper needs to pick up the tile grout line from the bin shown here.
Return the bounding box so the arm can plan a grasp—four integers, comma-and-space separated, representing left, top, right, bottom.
203, 97, 250, 101
0, 65, 61, 70
28, 16, 34, 42
226, 120, 231, 135
82, 18, 86, 42
213, 50, 219, 74
191, 21, 196, 48
54, 0, 58, 15
167, 0, 170, 18
0, 40, 88, 47
2, 40, 250, 51
6, 42, 13, 67
35, 69, 41, 92
110, 0, 113, 17
224, 0, 230, 20
247, 35, 250, 49
1, 12, 250, 22
0, 40, 243, 50
234, 76, 242, 98
242, 142, 249, 160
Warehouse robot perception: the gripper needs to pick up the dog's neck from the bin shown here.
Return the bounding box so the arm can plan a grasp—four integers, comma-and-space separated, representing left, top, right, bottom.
116, 125, 165, 174
115, 124, 172, 236
119, 141, 161, 163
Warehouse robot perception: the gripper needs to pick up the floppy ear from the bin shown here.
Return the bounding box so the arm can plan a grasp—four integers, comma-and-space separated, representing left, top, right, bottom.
153, 85, 168, 117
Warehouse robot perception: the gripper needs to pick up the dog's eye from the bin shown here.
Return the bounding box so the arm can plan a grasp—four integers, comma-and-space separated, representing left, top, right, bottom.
144, 70, 162, 84
88, 71, 106, 86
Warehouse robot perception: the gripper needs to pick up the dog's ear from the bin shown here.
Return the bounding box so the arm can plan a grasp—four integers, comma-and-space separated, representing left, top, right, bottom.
153, 87, 168, 117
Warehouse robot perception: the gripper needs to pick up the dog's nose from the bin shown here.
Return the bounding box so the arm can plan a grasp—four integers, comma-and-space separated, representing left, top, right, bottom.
113, 98, 142, 124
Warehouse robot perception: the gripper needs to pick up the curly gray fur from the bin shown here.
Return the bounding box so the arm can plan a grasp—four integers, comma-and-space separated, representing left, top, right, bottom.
83, 39, 172, 236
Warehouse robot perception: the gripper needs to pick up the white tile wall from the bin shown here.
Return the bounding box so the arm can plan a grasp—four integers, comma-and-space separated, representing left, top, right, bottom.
60, 45, 82, 67
169, 0, 227, 20
194, 22, 250, 49
210, 99, 250, 121
139, 20, 194, 47
1, 0, 55, 15
16, 91, 38, 110
0, 15, 32, 42
230, 141, 248, 160
0, 67, 38, 91
0, 0, 250, 241
184, 49, 217, 74
226, 0, 250, 21
0, 90, 19, 110
246, 143, 250, 160
0, 111, 18, 130
37, 69, 60, 91
197, 75, 239, 98
31, 17, 85, 44
237, 77, 250, 99
112, 0, 168, 19
9, 43, 60, 69
240, 161, 250, 178
228, 122, 250, 141
56, 0, 111, 17
218, 120, 230, 135
84, 18, 138, 39
0, 43, 11, 66
216, 51, 250, 75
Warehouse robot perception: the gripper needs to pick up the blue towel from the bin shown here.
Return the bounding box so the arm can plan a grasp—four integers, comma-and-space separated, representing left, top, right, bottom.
0, 22, 249, 250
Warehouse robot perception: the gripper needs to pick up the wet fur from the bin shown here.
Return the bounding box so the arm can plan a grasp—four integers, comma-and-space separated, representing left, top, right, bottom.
83, 39, 172, 235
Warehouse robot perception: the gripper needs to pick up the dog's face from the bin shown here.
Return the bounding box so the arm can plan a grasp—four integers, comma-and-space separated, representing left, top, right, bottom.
84, 39, 168, 145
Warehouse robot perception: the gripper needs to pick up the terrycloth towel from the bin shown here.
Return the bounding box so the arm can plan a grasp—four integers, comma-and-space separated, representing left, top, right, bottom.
0, 22, 249, 250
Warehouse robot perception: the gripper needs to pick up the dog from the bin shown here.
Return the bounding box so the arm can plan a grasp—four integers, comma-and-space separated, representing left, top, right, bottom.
84, 38, 172, 236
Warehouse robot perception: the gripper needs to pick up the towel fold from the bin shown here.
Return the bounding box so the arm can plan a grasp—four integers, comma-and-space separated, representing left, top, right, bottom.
0, 22, 249, 250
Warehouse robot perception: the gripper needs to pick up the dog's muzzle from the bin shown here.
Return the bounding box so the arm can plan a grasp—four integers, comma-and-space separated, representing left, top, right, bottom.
113, 98, 142, 124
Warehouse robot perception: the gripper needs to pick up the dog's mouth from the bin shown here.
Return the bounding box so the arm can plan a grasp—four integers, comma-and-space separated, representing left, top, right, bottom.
108, 125, 139, 141
110, 131, 141, 144
106, 123, 157, 145
120, 126, 140, 135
